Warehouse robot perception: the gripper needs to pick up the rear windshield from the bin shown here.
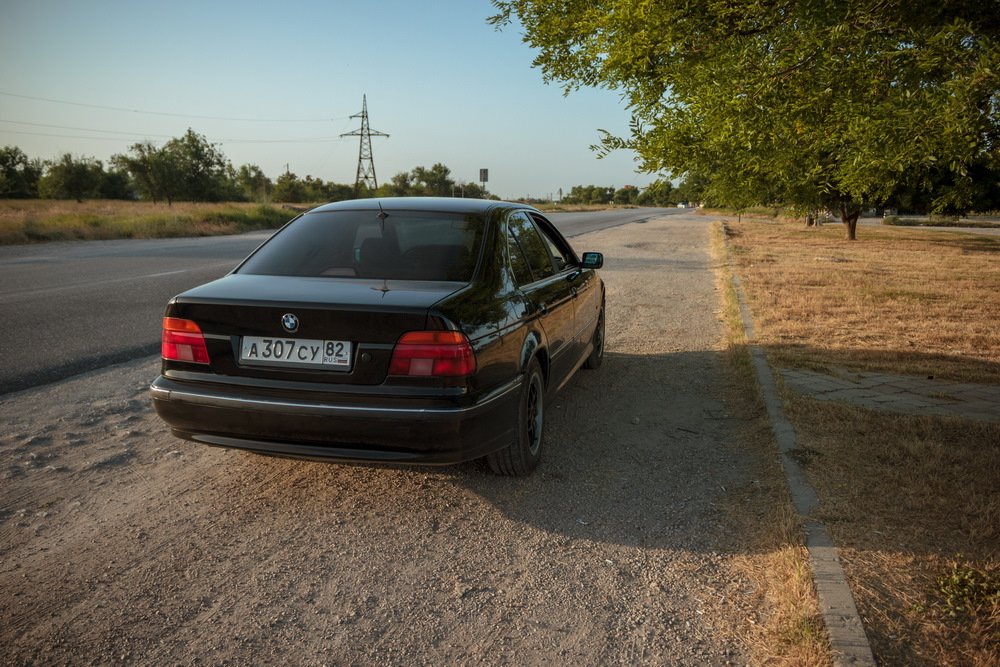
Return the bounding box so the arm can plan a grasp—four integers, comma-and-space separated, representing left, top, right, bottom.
237, 209, 485, 282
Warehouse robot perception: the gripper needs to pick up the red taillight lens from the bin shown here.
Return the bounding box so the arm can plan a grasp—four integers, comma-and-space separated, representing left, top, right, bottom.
162, 317, 210, 364
388, 331, 476, 377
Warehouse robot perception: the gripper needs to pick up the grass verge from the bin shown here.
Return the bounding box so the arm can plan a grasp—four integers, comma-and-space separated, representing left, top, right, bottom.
719, 217, 1000, 665
0, 200, 295, 244
709, 221, 833, 665
882, 215, 1000, 229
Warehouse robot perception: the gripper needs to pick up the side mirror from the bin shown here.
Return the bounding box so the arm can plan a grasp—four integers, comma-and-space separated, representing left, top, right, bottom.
581, 252, 604, 269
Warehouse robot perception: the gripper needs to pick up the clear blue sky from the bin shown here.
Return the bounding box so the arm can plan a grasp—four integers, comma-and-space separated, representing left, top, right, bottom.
0, 0, 654, 199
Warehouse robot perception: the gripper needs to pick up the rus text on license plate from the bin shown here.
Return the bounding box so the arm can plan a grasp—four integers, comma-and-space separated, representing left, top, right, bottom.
239, 337, 351, 370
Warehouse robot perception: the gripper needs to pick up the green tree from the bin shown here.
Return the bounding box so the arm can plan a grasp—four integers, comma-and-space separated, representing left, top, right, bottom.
0, 146, 43, 198
163, 129, 233, 202
614, 185, 639, 205
455, 181, 489, 199
99, 168, 134, 200
271, 172, 307, 203
491, 1, 1000, 239
889, 157, 1000, 215
38, 153, 104, 202
562, 185, 587, 204
374, 165, 489, 199
377, 171, 414, 197
637, 180, 677, 207
323, 181, 354, 202
674, 173, 711, 207
236, 164, 272, 202
410, 163, 455, 197
562, 184, 615, 204
112, 140, 181, 205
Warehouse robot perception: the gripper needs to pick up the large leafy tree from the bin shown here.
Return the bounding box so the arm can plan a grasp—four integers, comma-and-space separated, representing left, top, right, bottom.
112, 140, 181, 205
271, 171, 308, 203
38, 153, 104, 202
410, 163, 456, 197
563, 184, 616, 204
235, 164, 272, 202
378, 171, 415, 198
0, 146, 43, 198
112, 130, 238, 203
163, 129, 235, 202
490, 1, 1000, 239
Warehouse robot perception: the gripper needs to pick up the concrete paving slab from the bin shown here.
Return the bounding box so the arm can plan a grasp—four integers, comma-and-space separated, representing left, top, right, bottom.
780, 368, 1000, 423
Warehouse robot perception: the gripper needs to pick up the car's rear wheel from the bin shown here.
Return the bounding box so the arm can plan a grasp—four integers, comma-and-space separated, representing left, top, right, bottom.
487, 359, 544, 475
583, 303, 605, 370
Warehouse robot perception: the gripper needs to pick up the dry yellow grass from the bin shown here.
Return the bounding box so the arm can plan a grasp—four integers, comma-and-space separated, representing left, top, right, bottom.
722, 445, 834, 666
788, 398, 1000, 665
710, 224, 832, 665
0, 199, 293, 244
727, 220, 1000, 383
720, 218, 1000, 665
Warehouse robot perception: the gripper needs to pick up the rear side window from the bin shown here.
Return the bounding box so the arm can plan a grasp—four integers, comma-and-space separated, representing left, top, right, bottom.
238, 209, 484, 282
507, 212, 555, 282
506, 226, 535, 286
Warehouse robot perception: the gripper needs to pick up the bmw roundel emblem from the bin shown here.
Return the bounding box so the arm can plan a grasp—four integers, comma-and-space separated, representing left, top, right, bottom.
281, 313, 299, 333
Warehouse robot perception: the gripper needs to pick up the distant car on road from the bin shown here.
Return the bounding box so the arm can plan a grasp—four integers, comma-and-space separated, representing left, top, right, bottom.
677, 203, 687, 208
151, 197, 605, 475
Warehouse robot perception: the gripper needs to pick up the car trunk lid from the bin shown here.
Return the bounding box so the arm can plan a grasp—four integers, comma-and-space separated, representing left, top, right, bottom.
167, 274, 464, 386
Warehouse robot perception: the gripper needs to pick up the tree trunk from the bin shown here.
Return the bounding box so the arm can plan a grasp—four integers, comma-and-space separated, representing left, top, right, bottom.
839, 207, 860, 240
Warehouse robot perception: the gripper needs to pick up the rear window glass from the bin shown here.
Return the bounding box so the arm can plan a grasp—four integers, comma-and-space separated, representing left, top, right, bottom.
237, 209, 484, 282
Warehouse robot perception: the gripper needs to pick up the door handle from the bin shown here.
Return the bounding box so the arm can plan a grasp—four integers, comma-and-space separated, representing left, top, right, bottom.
538, 303, 548, 317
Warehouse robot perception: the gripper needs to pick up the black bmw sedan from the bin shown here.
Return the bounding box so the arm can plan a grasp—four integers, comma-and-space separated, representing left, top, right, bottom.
151, 197, 604, 475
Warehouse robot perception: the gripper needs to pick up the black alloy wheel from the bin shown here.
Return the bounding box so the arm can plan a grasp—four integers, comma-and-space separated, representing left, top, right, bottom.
583, 304, 605, 370
487, 358, 545, 475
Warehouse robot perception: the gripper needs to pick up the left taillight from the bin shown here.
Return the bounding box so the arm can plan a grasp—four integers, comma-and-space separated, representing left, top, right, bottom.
388, 331, 476, 377
162, 317, 210, 364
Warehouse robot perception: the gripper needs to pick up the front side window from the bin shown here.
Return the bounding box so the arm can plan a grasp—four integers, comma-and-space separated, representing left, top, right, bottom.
531, 215, 570, 272
238, 209, 484, 282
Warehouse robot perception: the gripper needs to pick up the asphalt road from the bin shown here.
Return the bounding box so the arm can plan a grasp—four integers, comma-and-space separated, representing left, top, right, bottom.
0, 207, 678, 395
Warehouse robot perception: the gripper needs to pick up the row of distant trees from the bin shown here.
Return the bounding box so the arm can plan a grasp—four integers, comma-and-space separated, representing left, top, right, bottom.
0, 130, 504, 205
1, 132, 259, 204
560, 176, 704, 207
1, 130, 700, 208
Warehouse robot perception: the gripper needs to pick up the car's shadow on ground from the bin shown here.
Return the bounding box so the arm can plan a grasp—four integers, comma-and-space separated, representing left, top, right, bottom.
224, 348, 750, 554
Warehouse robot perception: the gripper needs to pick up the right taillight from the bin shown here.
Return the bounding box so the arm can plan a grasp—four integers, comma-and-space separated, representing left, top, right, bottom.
388, 331, 476, 377
162, 317, 210, 364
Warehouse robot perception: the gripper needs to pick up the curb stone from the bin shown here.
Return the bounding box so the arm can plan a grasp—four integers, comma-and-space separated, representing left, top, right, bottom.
722, 222, 876, 666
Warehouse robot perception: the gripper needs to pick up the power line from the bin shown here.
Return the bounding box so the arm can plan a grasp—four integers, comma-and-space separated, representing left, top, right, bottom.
0, 120, 177, 139
0, 120, 351, 144
0, 91, 344, 123
0, 129, 141, 142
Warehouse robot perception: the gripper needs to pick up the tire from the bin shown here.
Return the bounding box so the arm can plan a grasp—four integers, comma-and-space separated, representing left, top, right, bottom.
582, 304, 605, 370
487, 359, 545, 476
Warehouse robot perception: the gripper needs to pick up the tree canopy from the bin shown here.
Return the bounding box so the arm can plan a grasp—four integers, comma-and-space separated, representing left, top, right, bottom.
376, 163, 492, 199
0, 146, 42, 199
490, 0, 1000, 238
38, 154, 104, 202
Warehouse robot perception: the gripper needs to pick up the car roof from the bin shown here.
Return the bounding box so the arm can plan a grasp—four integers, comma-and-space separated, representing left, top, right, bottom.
307, 197, 537, 216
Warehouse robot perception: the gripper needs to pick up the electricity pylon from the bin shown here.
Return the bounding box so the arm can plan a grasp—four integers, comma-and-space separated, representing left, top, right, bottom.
340, 95, 389, 196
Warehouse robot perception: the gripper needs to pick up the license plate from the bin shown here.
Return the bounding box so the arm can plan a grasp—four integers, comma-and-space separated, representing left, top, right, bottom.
239, 336, 352, 370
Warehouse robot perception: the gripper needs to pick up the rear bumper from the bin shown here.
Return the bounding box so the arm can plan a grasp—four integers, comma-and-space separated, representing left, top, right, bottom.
150, 375, 520, 465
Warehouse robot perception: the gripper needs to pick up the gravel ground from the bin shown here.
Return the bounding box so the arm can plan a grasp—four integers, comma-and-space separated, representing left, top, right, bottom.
1, 214, 762, 665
